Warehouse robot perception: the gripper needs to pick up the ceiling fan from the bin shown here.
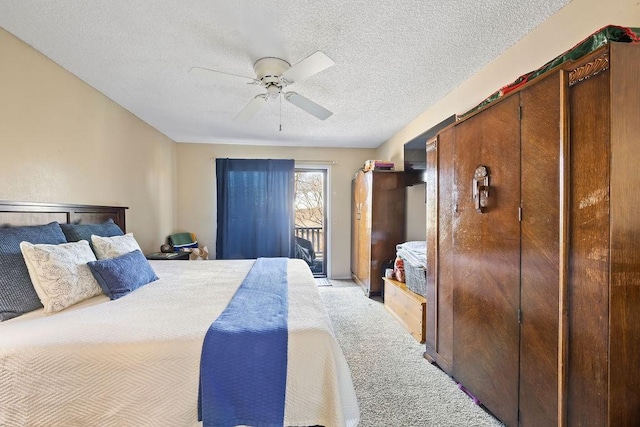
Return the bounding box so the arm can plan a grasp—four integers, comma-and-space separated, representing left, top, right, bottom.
190, 51, 335, 123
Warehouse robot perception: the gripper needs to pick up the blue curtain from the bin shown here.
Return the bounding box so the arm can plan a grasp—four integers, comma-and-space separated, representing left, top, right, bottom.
216, 158, 295, 259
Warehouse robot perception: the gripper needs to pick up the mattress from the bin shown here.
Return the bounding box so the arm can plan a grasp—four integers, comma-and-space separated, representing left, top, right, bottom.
0, 259, 359, 427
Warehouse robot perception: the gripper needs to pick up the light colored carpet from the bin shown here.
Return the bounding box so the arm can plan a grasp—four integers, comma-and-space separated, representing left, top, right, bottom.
315, 277, 332, 287
319, 284, 503, 427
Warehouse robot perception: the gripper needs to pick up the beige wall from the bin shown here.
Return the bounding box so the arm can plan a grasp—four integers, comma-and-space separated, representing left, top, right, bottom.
376, 0, 640, 162
175, 143, 375, 278
0, 28, 177, 253
406, 184, 426, 241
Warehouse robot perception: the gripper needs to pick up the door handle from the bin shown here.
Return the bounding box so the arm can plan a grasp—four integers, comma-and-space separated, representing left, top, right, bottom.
472, 165, 490, 213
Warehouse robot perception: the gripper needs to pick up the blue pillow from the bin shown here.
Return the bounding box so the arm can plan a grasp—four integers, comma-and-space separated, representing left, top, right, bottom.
60, 219, 124, 246
0, 222, 68, 321
87, 250, 158, 300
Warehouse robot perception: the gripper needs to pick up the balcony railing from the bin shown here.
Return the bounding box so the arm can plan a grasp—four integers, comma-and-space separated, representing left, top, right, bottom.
295, 226, 324, 258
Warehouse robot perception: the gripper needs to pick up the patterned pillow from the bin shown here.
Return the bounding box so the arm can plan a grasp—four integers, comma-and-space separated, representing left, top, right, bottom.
88, 250, 158, 300
91, 233, 142, 260
60, 219, 124, 252
20, 240, 102, 314
0, 222, 68, 321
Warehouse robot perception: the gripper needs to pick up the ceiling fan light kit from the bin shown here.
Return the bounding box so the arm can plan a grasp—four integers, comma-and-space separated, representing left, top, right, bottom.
254, 57, 290, 84
191, 51, 335, 124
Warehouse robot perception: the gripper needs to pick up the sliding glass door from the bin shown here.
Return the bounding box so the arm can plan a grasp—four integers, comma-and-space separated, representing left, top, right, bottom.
294, 169, 327, 277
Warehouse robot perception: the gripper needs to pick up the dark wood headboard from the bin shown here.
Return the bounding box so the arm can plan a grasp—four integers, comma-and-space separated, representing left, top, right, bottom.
0, 201, 128, 232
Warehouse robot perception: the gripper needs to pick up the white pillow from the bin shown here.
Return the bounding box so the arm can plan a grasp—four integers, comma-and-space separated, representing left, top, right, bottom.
91, 233, 142, 260
19, 240, 102, 314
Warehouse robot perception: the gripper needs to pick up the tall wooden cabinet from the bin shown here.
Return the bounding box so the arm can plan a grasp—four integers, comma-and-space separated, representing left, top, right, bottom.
424, 42, 640, 426
351, 170, 405, 296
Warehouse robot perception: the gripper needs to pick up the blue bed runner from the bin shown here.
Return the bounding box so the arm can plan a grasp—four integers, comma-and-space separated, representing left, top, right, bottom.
198, 257, 289, 427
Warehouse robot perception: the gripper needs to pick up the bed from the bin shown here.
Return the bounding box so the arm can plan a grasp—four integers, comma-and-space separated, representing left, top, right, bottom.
0, 201, 360, 427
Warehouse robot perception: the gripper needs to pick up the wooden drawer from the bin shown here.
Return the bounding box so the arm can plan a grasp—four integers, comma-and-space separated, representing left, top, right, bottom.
383, 278, 426, 343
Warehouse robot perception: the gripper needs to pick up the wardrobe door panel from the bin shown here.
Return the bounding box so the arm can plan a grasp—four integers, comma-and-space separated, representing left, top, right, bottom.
425, 140, 438, 356
351, 179, 358, 281
608, 42, 640, 425
357, 171, 372, 290
452, 94, 521, 427
370, 172, 406, 295
567, 69, 610, 425
424, 129, 455, 374
436, 128, 455, 372
519, 71, 563, 426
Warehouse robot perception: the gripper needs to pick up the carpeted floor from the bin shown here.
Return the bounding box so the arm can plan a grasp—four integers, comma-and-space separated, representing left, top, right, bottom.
314, 277, 332, 287
319, 282, 503, 427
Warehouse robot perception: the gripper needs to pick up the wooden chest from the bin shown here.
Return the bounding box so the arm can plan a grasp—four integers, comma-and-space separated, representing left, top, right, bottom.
382, 277, 426, 343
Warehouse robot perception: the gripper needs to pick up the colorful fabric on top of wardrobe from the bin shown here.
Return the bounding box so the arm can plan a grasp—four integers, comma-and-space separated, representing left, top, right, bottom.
460, 25, 640, 119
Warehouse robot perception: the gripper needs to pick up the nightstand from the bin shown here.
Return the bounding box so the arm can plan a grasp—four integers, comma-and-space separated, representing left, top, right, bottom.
146, 251, 190, 261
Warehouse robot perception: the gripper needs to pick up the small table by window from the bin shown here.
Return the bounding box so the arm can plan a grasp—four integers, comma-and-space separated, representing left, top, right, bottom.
146, 251, 190, 261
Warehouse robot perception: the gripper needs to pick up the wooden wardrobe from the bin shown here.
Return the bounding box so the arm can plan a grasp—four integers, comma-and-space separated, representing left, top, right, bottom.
351, 170, 405, 296
424, 42, 640, 426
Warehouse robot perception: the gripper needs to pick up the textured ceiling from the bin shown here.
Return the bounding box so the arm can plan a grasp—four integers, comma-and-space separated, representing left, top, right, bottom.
0, 0, 570, 148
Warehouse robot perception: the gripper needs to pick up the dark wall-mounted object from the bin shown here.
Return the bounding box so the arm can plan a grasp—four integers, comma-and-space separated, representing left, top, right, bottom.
404, 114, 456, 186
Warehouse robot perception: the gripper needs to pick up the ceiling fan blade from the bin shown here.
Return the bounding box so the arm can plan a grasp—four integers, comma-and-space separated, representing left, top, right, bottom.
281, 51, 335, 84
284, 92, 332, 120
189, 66, 257, 84
234, 95, 267, 122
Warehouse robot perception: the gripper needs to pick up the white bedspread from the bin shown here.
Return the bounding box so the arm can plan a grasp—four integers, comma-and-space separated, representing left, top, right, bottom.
0, 259, 359, 427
